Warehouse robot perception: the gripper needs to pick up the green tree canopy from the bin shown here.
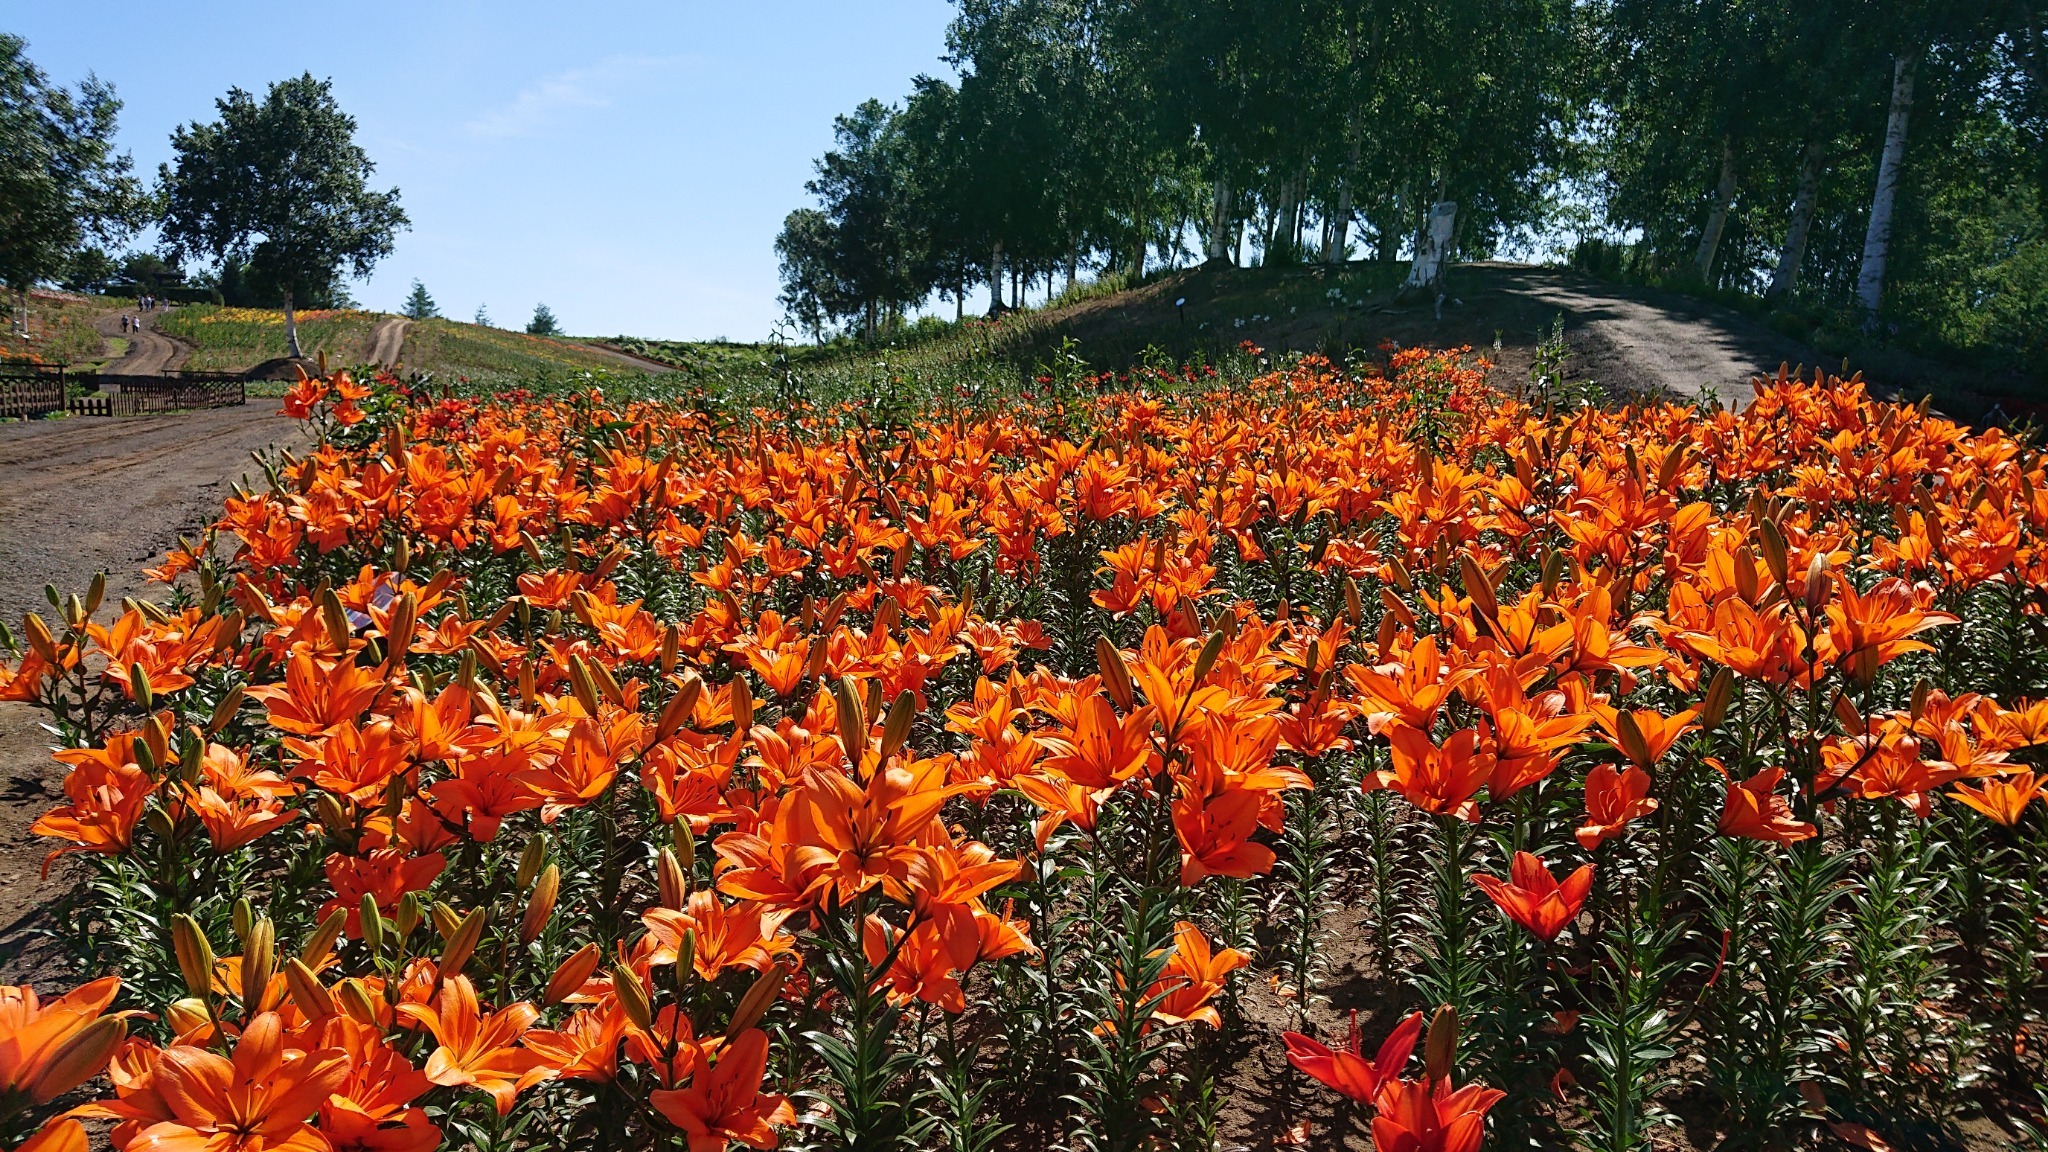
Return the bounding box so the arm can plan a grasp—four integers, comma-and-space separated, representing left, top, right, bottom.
158, 73, 406, 357
403, 279, 439, 320
0, 34, 142, 310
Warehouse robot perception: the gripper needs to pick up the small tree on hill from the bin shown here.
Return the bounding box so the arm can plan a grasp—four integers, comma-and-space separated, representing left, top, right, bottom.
157, 73, 407, 359
474, 303, 491, 327
526, 303, 560, 336
0, 34, 142, 332
402, 279, 438, 319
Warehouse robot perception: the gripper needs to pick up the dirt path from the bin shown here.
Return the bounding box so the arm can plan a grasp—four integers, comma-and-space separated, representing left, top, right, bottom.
0, 401, 307, 985
1475, 265, 1818, 410
367, 316, 411, 366
570, 340, 677, 374
91, 307, 190, 375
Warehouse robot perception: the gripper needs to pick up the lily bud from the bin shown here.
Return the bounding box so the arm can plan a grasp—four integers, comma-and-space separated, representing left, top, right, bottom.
545, 943, 603, 1005
521, 866, 561, 944
516, 836, 548, 890
232, 898, 254, 944
439, 907, 486, 978
172, 914, 216, 1001
360, 894, 386, 956
315, 792, 353, 842
656, 676, 700, 741
240, 917, 276, 1010
1457, 554, 1499, 622
659, 623, 679, 674
431, 901, 462, 942
674, 929, 696, 983
657, 849, 688, 911
728, 674, 754, 736
30, 1015, 126, 1103
1757, 518, 1790, 589
320, 589, 352, 651
1095, 636, 1134, 711
300, 908, 347, 967
283, 958, 334, 1020
1191, 630, 1226, 686
727, 965, 787, 1035
1540, 549, 1566, 598
1802, 552, 1830, 612
611, 966, 654, 1031
165, 998, 211, 1037
1423, 1004, 1459, 1085
395, 891, 424, 938
568, 656, 602, 716
85, 571, 106, 618
879, 690, 915, 760
335, 978, 380, 1025
207, 684, 245, 736
1699, 668, 1735, 729
129, 663, 152, 711
23, 613, 58, 663
1343, 576, 1363, 626
832, 676, 866, 760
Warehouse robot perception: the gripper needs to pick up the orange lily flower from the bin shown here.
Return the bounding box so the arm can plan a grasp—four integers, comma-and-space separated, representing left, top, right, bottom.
0, 976, 124, 1107
74, 1011, 348, 1152
395, 975, 550, 1114
1471, 852, 1593, 941
1147, 921, 1249, 1029
648, 1028, 795, 1152
1590, 705, 1697, 769
1718, 767, 1817, 843
245, 652, 387, 737
1949, 771, 2047, 826
1282, 1010, 1422, 1104
1370, 1073, 1507, 1152
1576, 764, 1658, 850
522, 1006, 628, 1084
1365, 725, 1495, 822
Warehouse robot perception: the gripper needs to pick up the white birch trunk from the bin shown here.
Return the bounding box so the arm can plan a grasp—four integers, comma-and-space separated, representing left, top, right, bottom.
1207, 173, 1234, 263
1766, 138, 1825, 302
1694, 136, 1739, 282
1324, 175, 1354, 264
1856, 53, 1917, 319
284, 291, 303, 359
988, 242, 1005, 316
1404, 200, 1457, 289
1272, 176, 1300, 262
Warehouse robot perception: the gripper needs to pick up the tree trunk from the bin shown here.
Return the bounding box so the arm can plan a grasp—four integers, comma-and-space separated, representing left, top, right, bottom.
1326, 127, 1360, 264
1404, 200, 1458, 290
1207, 171, 1234, 264
284, 290, 303, 359
1271, 176, 1300, 263
988, 242, 1005, 316
1856, 52, 1918, 322
1766, 137, 1825, 302
1325, 179, 1354, 264
1695, 136, 1739, 283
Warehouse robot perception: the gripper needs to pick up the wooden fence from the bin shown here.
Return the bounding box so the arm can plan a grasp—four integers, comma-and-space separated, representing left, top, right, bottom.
79, 377, 246, 414
0, 376, 66, 419
1, 368, 247, 420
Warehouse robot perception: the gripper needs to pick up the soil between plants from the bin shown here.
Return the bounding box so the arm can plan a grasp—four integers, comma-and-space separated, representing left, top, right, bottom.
0, 401, 305, 987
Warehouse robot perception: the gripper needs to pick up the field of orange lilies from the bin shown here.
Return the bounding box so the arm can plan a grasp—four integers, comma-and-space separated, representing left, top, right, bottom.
1, 346, 2044, 1151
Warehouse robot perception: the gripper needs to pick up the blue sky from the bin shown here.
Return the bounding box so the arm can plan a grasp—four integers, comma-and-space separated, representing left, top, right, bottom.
4, 1, 957, 340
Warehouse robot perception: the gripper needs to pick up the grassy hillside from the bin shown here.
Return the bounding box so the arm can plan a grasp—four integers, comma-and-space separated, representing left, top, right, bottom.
157, 305, 384, 372
400, 319, 656, 379
0, 291, 127, 366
